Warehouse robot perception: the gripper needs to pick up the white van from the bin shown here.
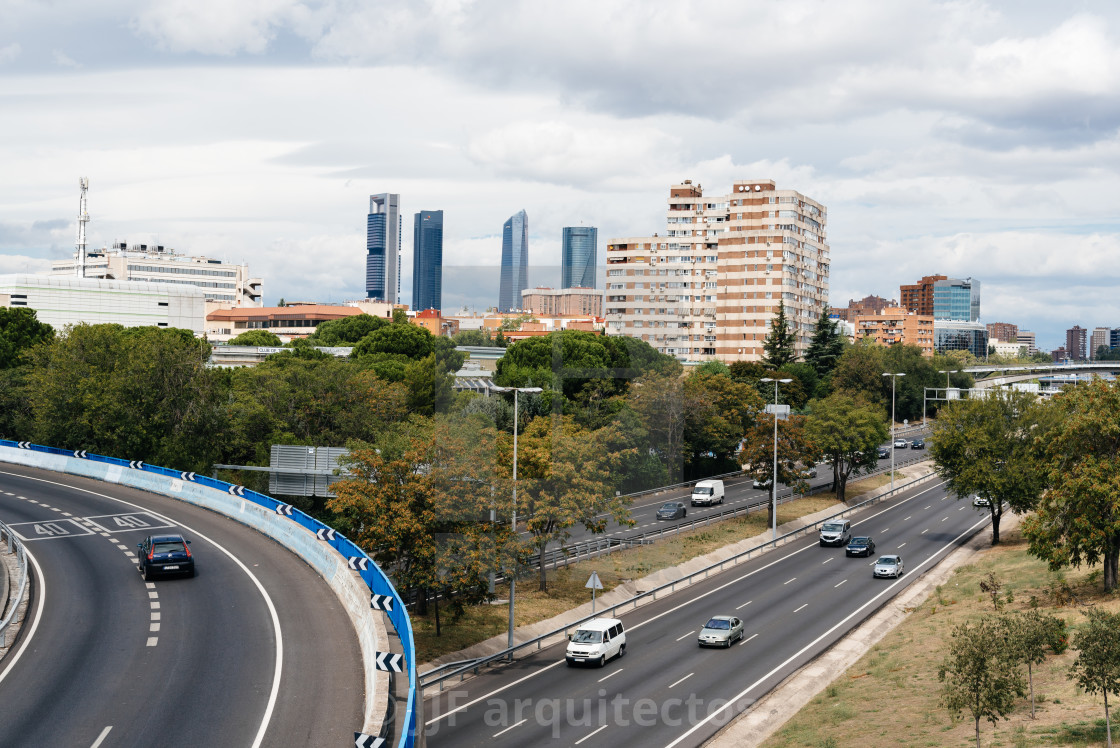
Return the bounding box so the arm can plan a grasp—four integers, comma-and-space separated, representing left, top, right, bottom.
565, 617, 626, 667
691, 479, 725, 506
819, 519, 851, 546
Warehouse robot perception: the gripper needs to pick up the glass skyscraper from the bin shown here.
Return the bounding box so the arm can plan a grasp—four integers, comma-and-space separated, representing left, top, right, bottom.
366, 193, 400, 303
498, 209, 529, 312
932, 277, 980, 321
412, 210, 444, 312
561, 226, 598, 289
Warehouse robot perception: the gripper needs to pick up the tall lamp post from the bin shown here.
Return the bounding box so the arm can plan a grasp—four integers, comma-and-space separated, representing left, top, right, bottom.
489, 384, 542, 655
760, 377, 792, 540
882, 372, 905, 491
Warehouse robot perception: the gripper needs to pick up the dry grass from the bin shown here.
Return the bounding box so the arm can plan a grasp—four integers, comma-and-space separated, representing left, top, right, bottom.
760, 526, 1120, 748
414, 494, 846, 662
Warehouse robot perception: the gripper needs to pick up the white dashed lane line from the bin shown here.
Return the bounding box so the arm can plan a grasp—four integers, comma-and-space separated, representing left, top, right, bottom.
669, 673, 694, 688
676, 630, 696, 642
835, 579, 847, 588
783, 577, 796, 585
921, 529, 928, 534
739, 633, 758, 646
821, 558, 834, 565
735, 600, 753, 610
794, 603, 808, 613
598, 669, 622, 683
492, 719, 527, 738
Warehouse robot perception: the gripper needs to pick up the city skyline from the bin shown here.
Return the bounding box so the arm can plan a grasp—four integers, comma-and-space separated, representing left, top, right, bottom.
2, 3, 1120, 350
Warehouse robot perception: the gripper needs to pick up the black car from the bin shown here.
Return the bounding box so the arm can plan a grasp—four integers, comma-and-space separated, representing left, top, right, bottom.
137, 534, 195, 579
846, 536, 876, 557
911, 438, 925, 449
656, 502, 687, 520
876, 446, 890, 459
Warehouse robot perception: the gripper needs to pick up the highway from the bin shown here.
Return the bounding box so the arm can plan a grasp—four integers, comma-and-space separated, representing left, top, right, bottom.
426, 475, 986, 747
0, 464, 364, 748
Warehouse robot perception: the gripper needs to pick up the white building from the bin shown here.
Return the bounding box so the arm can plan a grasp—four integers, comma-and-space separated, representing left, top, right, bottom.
0, 274, 206, 335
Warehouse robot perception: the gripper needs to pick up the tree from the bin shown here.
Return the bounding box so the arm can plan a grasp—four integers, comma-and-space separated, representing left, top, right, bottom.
804, 393, 889, 503
0, 307, 54, 369
682, 371, 764, 477
939, 615, 1026, 748
451, 329, 499, 347
1022, 379, 1120, 590
629, 371, 688, 484
739, 414, 816, 528
831, 338, 887, 409
930, 389, 1051, 545
762, 300, 797, 368
309, 314, 389, 346
803, 306, 845, 381
226, 329, 283, 347
1068, 607, 1120, 747
1007, 610, 1067, 719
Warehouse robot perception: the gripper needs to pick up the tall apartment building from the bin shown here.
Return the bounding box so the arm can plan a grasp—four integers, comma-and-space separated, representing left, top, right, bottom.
562, 226, 598, 289
900, 275, 946, 316
366, 193, 401, 303
854, 306, 935, 357
521, 287, 603, 317
1017, 331, 1037, 355
498, 210, 529, 312
50, 242, 261, 311
1090, 326, 1112, 359
1066, 325, 1088, 361
412, 210, 444, 312
604, 179, 829, 362
986, 321, 1018, 343
834, 294, 896, 322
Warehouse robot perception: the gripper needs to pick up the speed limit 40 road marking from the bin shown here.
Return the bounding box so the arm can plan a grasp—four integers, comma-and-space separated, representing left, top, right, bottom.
9, 519, 95, 541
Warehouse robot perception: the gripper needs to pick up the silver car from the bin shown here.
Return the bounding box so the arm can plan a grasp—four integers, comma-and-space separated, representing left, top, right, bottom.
697, 615, 744, 648
873, 555, 905, 578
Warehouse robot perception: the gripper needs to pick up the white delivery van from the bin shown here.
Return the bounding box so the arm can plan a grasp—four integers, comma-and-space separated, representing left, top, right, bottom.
690, 479, 725, 506
565, 618, 626, 667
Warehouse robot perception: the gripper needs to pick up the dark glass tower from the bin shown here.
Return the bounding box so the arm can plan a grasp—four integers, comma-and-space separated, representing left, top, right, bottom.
366, 193, 400, 303
412, 210, 444, 312
561, 226, 598, 288
498, 209, 528, 312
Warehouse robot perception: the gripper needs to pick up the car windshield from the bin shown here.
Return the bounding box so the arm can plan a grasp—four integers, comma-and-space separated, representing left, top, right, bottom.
571, 630, 603, 644
153, 541, 184, 554
693, 487, 712, 495
822, 523, 845, 532
660, 503, 677, 511
704, 618, 731, 630
877, 557, 897, 565
850, 537, 869, 544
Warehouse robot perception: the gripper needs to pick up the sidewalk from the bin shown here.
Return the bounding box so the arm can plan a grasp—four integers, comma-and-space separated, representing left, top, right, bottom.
421, 462, 937, 694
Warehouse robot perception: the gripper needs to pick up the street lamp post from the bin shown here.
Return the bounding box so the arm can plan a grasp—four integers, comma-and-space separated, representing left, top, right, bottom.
760, 377, 792, 540
927, 369, 958, 426
489, 384, 542, 655
882, 372, 905, 491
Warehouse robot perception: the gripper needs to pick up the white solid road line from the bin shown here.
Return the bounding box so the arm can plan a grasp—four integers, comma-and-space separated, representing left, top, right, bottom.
598, 669, 622, 683
669, 673, 693, 688
0, 543, 46, 687
0, 469, 284, 748
676, 630, 695, 641
834, 579, 847, 588
575, 724, 609, 745
735, 600, 753, 610
90, 726, 112, 748
491, 718, 526, 738
793, 604, 808, 613
739, 633, 758, 646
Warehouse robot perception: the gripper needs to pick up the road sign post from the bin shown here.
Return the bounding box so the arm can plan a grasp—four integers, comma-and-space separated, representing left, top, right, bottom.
586, 571, 603, 614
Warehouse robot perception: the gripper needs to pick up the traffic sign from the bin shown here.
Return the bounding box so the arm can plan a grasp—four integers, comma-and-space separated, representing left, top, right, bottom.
354, 733, 384, 748
373, 651, 403, 672
370, 593, 394, 612
586, 571, 603, 613
348, 557, 370, 571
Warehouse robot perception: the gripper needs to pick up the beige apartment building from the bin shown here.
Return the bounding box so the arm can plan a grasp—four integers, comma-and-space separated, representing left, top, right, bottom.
521, 287, 603, 317
604, 180, 829, 362
855, 306, 936, 357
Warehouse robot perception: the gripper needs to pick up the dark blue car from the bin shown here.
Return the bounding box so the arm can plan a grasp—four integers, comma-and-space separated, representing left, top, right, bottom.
846, 536, 876, 557
137, 534, 195, 580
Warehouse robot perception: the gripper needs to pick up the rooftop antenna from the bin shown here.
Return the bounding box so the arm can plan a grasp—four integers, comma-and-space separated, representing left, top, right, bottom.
75, 177, 90, 278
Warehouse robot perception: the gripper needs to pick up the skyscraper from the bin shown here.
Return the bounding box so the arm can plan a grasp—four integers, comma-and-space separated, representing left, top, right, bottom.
561, 226, 598, 289
412, 210, 444, 312
932, 277, 981, 321
498, 209, 529, 313
366, 194, 400, 303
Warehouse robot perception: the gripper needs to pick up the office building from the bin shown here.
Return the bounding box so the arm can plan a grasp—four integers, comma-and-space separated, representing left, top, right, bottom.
366, 193, 401, 304
1066, 325, 1088, 361
562, 227, 598, 289
412, 210, 444, 312
1052, 346, 1069, 362
498, 210, 529, 312
933, 277, 980, 321
934, 321, 989, 358
1017, 331, 1037, 355
900, 275, 947, 316
604, 179, 829, 362
1111, 328, 1120, 350
207, 303, 364, 343
854, 306, 935, 356
51, 241, 261, 312
986, 322, 1018, 344
834, 294, 896, 322
1090, 326, 1111, 359
521, 287, 603, 317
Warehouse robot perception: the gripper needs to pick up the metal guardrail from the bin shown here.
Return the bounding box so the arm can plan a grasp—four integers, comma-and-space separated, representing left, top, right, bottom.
0, 517, 29, 649
419, 469, 940, 691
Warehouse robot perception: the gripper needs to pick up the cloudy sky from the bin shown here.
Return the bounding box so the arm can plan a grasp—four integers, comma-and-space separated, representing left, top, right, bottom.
2, 0, 1119, 351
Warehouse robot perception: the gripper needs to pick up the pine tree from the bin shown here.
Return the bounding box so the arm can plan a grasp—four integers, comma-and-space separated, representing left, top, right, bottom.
762, 300, 797, 368
804, 306, 845, 378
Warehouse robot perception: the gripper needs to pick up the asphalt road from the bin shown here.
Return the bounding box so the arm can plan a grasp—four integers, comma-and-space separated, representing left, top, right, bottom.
0, 464, 363, 748
426, 475, 988, 748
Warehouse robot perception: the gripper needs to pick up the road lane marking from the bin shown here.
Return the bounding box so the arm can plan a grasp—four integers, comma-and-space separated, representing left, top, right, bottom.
924, 505, 931, 509
575, 725, 609, 744
881, 528, 889, 533
898, 543, 906, 549
941, 517, 948, 522
151, 612, 160, 620
146, 637, 158, 647
740, 633, 758, 646
90, 726, 112, 748
821, 558, 833, 565
794, 603, 808, 613
148, 591, 158, 599
921, 529, 928, 534
669, 673, 693, 688
492, 719, 526, 738
0, 543, 47, 687
598, 669, 622, 683
150, 623, 160, 632
735, 600, 753, 610
150, 601, 160, 609
834, 579, 847, 588
675, 630, 695, 641
783, 577, 796, 585
903, 516, 911, 521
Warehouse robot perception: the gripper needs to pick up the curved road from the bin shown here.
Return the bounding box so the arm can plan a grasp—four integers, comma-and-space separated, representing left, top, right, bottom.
0, 464, 363, 748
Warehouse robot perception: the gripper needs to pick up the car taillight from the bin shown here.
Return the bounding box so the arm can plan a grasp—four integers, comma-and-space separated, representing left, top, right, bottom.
147, 547, 154, 560
183, 544, 192, 558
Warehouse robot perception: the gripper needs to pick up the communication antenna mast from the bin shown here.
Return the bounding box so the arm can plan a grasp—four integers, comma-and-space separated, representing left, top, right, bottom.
75, 177, 90, 278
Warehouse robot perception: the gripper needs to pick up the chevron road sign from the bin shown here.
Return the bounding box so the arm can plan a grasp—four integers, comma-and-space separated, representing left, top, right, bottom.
227, 485, 246, 497
73, 450, 88, 458
373, 651, 403, 673
17, 442, 30, 449
129, 460, 145, 469
180, 471, 196, 481
275, 504, 294, 516
316, 528, 336, 541
347, 557, 370, 571
369, 593, 394, 612
353, 733, 384, 748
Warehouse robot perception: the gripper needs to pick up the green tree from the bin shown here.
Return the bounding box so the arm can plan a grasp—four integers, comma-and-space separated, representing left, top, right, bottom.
629, 371, 688, 484
1007, 610, 1067, 719
930, 389, 1051, 544
498, 313, 538, 332
831, 338, 887, 409
451, 329, 499, 347
762, 300, 797, 368
739, 413, 816, 528
1022, 379, 1120, 589
804, 393, 889, 503
1068, 607, 1120, 747
353, 320, 433, 358
0, 307, 54, 369
682, 371, 763, 477
226, 329, 283, 347
309, 314, 390, 346
939, 615, 1026, 748
803, 306, 845, 382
